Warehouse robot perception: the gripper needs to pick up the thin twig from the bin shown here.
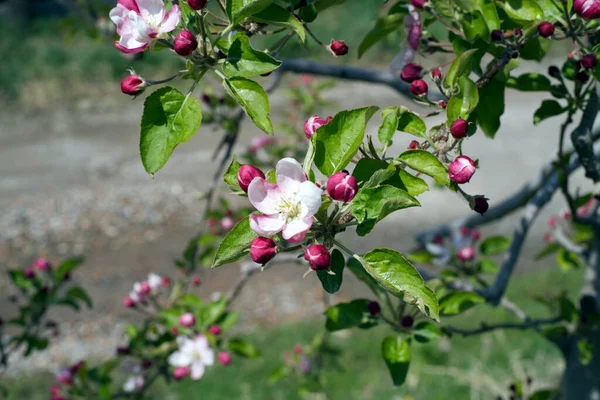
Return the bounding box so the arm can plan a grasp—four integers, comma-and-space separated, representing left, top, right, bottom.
445, 316, 562, 337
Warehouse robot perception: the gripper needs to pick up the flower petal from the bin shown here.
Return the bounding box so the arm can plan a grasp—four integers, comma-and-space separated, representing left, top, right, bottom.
248, 178, 281, 215
282, 217, 313, 243
249, 213, 285, 236
118, 0, 140, 13
109, 5, 129, 32
159, 5, 181, 33
115, 38, 149, 54
298, 181, 322, 218
136, 0, 164, 21
276, 158, 306, 193
190, 361, 206, 380
168, 351, 192, 367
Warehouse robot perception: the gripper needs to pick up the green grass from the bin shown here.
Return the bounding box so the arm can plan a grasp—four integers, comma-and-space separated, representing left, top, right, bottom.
3, 267, 583, 399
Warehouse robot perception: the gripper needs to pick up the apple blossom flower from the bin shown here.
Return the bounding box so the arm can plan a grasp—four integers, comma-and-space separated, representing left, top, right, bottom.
123, 366, 144, 392
109, 0, 181, 54
147, 273, 163, 292
248, 158, 322, 243
168, 335, 215, 380
457, 246, 475, 261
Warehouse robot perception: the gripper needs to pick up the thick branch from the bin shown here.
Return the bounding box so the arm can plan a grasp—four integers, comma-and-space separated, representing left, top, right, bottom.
571, 88, 600, 183
445, 316, 562, 337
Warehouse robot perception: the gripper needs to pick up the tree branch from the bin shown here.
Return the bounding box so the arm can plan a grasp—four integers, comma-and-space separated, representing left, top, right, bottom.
445, 316, 562, 337
571, 88, 600, 183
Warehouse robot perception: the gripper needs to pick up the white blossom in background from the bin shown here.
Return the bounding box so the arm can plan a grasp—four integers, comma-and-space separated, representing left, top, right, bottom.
168, 335, 215, 380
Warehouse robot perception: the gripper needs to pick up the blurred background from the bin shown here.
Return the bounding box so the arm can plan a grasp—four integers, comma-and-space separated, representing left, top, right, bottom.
0, 0, 590, 398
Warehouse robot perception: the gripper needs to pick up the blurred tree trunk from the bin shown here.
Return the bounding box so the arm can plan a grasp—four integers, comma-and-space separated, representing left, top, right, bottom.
0, 0, 32, 24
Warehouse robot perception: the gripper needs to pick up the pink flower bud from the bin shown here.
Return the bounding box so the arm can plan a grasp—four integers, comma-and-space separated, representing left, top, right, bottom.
326, 172, 358, 202
56, 368, 73, 386
250, 237, 277, 264
24, 267, 35, 279
187, 0, 208, 10
138, 281, 151, 295
174, 30, 198, 56
430, 68, 442, 81
400, 63, 422, 83
293, 344, 303, 354
544, 232, 553, 243
470, 229, 481, 241
121, 75, 146, 96
460, 226, 471, 236
208, 325, 222, 336
304, 244, 331, 271
162, 277, 171, 286
581, 55, 597, 69
221, 217, 234, 231
179, 312, 196, 328
574, 0, 600, 19
238, 164, 265, 193
450, 118, 469, 139
410, 0, 427, 8
69, 361, 85, 375
304, 115, 332, 139
537, 22, 555, 38
34, 258, 51, 271
329, 40, 348, 56
218, 352, 232, 366
400, 315, 414, 327
408, 140, 420, 150
457, 246, 475, 261
473, 196, 489, 215
438, 100, 448, 109
123, 296, 136, 308
367, 301, 381, 316
548, 216, 558, 228
410, 79, 428, 96
491, 29, 503, 42
562, 210, 572, 219
432, 234, 443, 244
514, 28, 523, 37
141, 359, 152, 369
191, 277, 201, 286
173, 366, 190, 380
448, 155, 476, 184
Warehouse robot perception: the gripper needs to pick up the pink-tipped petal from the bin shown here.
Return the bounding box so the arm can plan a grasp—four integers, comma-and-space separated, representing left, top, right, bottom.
159, 5, 181, 33
190, 361, 206, 380
118, 0, 140, 13
114, 39, 148, 54
247, 179, 281, 215
282, 217, 313, 242
249, 214, 286, 236
276, 158, 306, 192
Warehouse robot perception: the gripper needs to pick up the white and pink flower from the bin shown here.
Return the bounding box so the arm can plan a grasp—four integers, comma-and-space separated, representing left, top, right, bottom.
248, 158, 322, 243
123, 366, 144, 393
109, 0, 181, 54
168, 335, 215, 380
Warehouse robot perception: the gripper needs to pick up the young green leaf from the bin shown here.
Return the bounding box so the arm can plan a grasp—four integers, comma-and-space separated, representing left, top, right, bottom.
140, 87, 202, 175
253, 4, 306, 42
397, 150, 450, 185
213, 217, 257, 267
345, 258, 388, 301
397, 106, 427, 138
223, 77, 274, 135
498, 0, 544, 23
227, 338, 261, 358
479, 0, 500, 30
533, 100, 566, 125
413, 321, 442, 343
447, 76, 479, 122
223, 35, 282, 77
227, 0, 273, 24
378, 106, 401, 146
480, 235, 511, 255
474, 77, 505, 138
316, 249, 345, 294
223, 155, 243, 192
444, 49, 477, 90
358, 13, 406, 58
325, 299, 370, 331
506, 73, 551, 91
312, 106, 379, 176
358, 248, 440, 321
438, 291, 484, 315
461, 11, 490, 42
381, 336, 411, 386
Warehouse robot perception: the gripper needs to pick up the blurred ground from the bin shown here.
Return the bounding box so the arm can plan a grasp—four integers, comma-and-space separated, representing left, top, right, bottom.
0, 57, 593, 378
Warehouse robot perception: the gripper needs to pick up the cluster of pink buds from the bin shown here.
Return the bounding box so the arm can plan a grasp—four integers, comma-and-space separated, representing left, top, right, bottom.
123, 273, 168, 307
51, 361, 85, 399
544, 198, 598, 242
426, 226, 481, 265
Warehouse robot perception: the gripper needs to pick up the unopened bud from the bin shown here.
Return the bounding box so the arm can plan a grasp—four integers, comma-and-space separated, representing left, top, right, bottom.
329, 40, 348, 56
491, 29, 504, 42
218, 352, 232, 366
178, 312, 196, 328
250, 237, 277, 265
430, 68, 442, 81
538, 21, 555, 38
237, 164, 265, 192
174, 30, 198, 56
473, 196, 489, 215
400, 63, 422, 83
457, 246, 475, 261
173, 366, 190, 381
401, 315, 414, 328
187, 0, 208, 10
326, 171, 358, 202
448, 156, 476, 184
410, 79, 428, 96
410, 0, 427, 8
408, 140, 420, 150
450, 118, 468, 139
121, 74, 147, 96
304, 115, 332, 139
304, 244, 331, 270
368, 301, 381, 316
208, 325, 222, 336
34, 258, 51, 271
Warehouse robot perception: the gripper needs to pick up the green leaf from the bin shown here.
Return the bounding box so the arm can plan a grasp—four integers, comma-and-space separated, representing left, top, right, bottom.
520, 36, 550, 61
462, 11, 490, 42
530, 390, 559, 400
413, 321, 442, 343
381, 336, 411, 386
140, 87, 202, 175
577, 339, 593, 365
223, 155, 243, 192
474, 77, 505, 138
499, 0, 544, 22
8, 270, 34, 290
506, 73, 551, 91
350, 185, 420, 236
359, 248, 440, 321
556, 248, 582, 272
447, 76, 479, 123
311, 0, 346, 11
223, 77, 273, 135
312, 106, 379, 176
378, 106, 401, 146
398, 170, 429, 197
358, 13, 405, 58
253, 4, 306, 42
227, 0, 273, 24
480, 235, 511, 255
66, 286, 93, 308
535, 242, 560, 260
316, 249, 344, 294
345, 258, 388, 301
397, 106, 427, 138
397, 150, 450, 185
438, 291, 484, 315
479, 0, 501, 30
430, 0, 456, 18
55, 257, 84, 281
444, 49, 477, 90
533, 99, 566, 125
228, 338, 260, 358
223, 35, 282, 77
478, 258, 499, 272
212, 217, 257, 267
534, 0, 564, 21
325, 299, 370, 331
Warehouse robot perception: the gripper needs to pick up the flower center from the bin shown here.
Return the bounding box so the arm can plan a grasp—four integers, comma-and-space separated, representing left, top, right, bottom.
277, 193, 301, 222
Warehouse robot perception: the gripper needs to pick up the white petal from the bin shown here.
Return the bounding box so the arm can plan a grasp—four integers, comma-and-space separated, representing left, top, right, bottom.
190, 361, 206, 380
168, 351, 192, 367
159, 5, 181, 33
282, 217, 313, 243
129, 12, 153, 43
109, 5, 128, 31
137, 0, 164, 21
123, 377, 136, 392
276, 158, 306, 193
249, 213, 285, 236
297, 181, 322, 218
248, 178, 281, 215
201, 347, 215, 366
148, 273, 162, 289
